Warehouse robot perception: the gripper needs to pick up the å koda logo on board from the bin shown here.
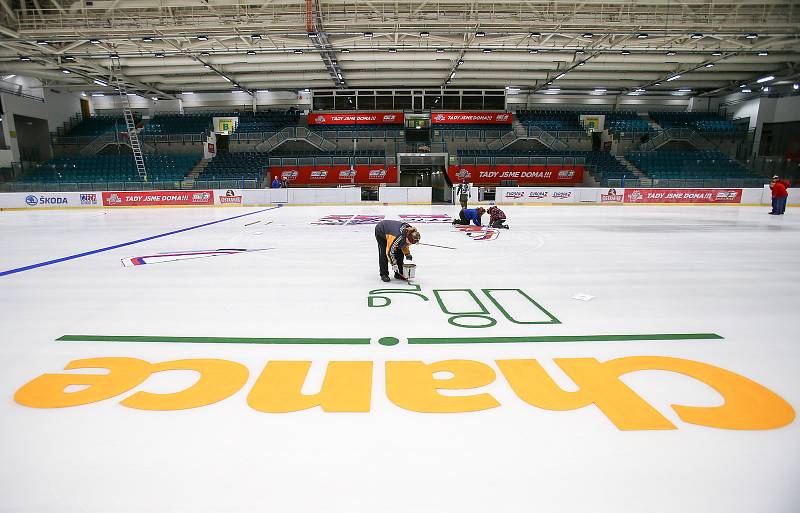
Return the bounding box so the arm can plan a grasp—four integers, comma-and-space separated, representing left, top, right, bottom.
13, 353, 795, 431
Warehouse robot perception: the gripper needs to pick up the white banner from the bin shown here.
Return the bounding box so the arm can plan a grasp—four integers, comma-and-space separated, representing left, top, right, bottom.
496, 187, 577, 203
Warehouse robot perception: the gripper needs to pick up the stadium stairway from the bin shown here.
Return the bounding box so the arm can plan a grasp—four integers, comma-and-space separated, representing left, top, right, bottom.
185, 159, 210, 180
614, 154, 645, 178
637, 112, 662, 131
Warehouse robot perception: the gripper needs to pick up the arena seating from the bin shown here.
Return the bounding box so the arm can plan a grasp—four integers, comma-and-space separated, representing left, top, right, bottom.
198, 152, 269, 181
604, 111, 652, 133
20, 154, 199, 182
516, 110, 582, 131
457, 149, 630, 183
626, 150, 758, 179
649, 112, 740, 134
142, 113, 214, 135
234, 111, 301, 133
197, 150, 385, 181
61, 116, 136, 137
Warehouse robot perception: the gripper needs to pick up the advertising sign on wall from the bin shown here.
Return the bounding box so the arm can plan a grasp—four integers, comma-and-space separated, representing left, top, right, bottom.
624, 188, 743, 204
431, 112, 512, 125
102, 190, 215, 207
447, 165, 583, 185
269, 165, 398, 185
307, 112, 404, 125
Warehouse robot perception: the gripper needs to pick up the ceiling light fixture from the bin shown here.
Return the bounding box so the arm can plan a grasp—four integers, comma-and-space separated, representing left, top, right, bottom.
142, 37, 154, 43
436, 48, 444, 53
758, 51, 768, 56
756, 75, 774, 83
666, 74, 681, 81
294, 49, 303, 54
197, 35, 209, 41
388, 48, 396, 53
741, 88, 752, 93
530, 32, 541, 37
36, 40, 49, 45
420, 31, 429, 38
666, 51, 677, 56
745, 33, 758, 39
621, 50, 631, 55
691, 33, 703, 39
93, 79, 107, 86
247, 50, 256, 55
91, 93, 104, 97
182, 91, 194, 95
308, 33, 317, 38
712, 51, 722, 56
475, 31, 486, 37
89, 39, 101, 44
705, 63, 715, 68
251, 34, 261, 40
582, 33, 593, 38
364, 32, 373, 38
529, 49, 538, 54
678, 88, 692, 92
61, 69, 71, 74
19, 56, 31, 61
341, 48, 350, 53
637, 33, 648, 39
483, 48, 492, 53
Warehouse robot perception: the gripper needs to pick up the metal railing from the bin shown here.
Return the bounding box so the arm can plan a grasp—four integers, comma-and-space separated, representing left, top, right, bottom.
602, 177, 767, 189
0, 179, 260, 193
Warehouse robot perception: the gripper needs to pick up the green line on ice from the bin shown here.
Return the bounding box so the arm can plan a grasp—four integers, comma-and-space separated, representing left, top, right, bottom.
407, 333, 724, 344
57, 335, 371, 345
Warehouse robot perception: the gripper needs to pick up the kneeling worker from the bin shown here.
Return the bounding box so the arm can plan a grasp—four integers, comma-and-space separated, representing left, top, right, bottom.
374, 220, 421, 282
487, 205, 509, 229
452, 207, 485, 226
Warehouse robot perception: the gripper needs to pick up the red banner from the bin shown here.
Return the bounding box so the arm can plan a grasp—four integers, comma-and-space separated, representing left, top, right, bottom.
269, 165, 398, 185
102, 190, 214, 207
624, 188, 743, 204
308, 112, 404, 125
448, 165, 583, 185
432, 112, 512, 124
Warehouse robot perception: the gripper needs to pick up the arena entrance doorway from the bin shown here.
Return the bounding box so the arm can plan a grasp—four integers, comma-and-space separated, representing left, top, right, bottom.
397, 152, 451, 203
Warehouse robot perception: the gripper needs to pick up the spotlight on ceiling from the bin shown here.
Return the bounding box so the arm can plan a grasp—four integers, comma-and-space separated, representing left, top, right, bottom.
420, 31, 429, 38
690, 33, 703, 39
637, 33, 648, 39
475, 31, 486, 37
745, 33, 758, 39
758, 51, 769, 56
196, 35, 209, 41
582, 33, 593, 38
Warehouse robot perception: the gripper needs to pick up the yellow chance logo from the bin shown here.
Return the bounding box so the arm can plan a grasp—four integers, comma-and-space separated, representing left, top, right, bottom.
14, 356, 795, 431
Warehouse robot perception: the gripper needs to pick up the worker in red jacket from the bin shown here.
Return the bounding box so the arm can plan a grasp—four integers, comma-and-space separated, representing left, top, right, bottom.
769, 175, 790, 215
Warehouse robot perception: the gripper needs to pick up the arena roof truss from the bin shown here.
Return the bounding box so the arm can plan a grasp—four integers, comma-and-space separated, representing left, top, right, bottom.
0, 0, 797, 99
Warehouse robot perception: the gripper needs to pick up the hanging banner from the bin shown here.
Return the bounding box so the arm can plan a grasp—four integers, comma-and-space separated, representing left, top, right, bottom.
447, 164, 583, 185
268, 165, 398, 185
431, 112, 512, 125
308, 112, 404, 125
624, 188, 743, 204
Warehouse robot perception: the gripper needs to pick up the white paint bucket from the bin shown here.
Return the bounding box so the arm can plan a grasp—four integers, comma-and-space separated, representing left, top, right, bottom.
403, 263, 416, 279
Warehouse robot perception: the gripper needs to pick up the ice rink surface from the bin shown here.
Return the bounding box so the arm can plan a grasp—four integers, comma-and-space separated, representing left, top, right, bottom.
0, 204, 798, 513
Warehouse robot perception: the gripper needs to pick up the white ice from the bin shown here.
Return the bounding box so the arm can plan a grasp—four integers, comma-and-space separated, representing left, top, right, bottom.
0, 204, 798, 513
